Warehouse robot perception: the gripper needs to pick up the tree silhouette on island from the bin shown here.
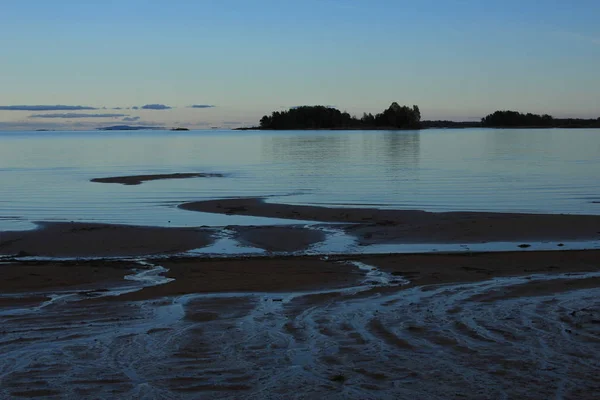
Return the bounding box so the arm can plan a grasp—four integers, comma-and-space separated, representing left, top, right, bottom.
259, 102, 421, 130
480, 111, 600, 128
241, 104, 600, 130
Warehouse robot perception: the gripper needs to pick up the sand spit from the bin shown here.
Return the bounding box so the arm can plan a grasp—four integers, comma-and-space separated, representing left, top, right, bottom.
0, 222, 214, 257
1, 251, 599, 398
179, 197, 600, 244
91, 172, 224, 185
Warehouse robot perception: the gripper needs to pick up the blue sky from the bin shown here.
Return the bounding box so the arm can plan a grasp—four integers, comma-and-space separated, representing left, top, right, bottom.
1, 0, 599, 129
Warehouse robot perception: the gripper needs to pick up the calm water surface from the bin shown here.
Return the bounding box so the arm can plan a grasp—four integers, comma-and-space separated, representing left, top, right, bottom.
0, 128, 599, 230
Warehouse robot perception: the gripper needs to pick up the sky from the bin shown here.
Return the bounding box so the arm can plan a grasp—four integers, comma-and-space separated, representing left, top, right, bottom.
1, 0, 599, 130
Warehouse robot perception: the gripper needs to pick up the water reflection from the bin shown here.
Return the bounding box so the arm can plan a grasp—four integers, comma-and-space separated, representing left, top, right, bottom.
262, 133, 350, 165
261, 131, 421, 207
263, 131, 420, 170
362, 131, 420, 175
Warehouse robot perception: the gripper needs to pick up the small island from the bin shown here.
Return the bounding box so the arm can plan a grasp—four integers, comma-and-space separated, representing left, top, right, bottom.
240, 104, 600, 130
480, 111, 600, 128
258, 102, 422, 130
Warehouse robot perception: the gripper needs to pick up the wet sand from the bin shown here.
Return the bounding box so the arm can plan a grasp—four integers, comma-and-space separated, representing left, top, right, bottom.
1, 250, 600, 399
117, 257, 364, 301
180, 197, 600, 244
2, 250, 599, 300
0, 222, 214, 257
0, 222, 333, 258
91, 172, 223, 185
2, 198, 599, 258
358, 249, 600, 287
3, 196, 600, 398
0, 260, 135, 294
232, 225, 326, 252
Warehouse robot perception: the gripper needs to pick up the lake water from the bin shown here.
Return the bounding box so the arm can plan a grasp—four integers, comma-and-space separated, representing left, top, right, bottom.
0, 128, 599, 230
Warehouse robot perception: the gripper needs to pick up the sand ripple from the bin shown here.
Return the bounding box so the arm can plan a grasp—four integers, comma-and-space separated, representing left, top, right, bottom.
1, 268, 599, 399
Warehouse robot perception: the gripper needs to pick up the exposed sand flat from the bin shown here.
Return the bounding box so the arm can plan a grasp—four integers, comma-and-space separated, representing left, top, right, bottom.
0, 222, 329, 258
0, 222, 214, 257
1, 250, 598, 301
357, 249, 600, 287
0, 260, 134, 294
180, 197, 600, 244
91, 172, 223, 185
1, 251, 599, 399
117, 257, 364, 301
233, 225, 327, 252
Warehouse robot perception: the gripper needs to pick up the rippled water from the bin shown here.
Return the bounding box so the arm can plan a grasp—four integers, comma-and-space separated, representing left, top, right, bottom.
0, 128, 599, 230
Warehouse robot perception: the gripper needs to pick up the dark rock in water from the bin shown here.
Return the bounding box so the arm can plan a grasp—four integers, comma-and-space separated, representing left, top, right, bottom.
557, 243, 565, 247
518, 244, 531, 248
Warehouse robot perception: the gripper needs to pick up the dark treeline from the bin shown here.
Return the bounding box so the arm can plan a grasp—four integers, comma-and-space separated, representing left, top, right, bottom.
244, 106, 600, 130
259, 102, 421, 130
481, 110, 600, 128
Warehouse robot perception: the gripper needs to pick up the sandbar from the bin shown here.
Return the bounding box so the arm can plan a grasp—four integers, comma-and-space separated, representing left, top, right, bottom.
0, 222, 214, 257
180, 197, 600, 244
91, 172, 223, 185
0, 260, 134, 293
2, 250, 599, 301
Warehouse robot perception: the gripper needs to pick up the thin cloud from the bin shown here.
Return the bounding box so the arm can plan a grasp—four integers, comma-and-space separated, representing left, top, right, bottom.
122, 116, 141, 122
189, 104, 216, 109
0, 105, 98, 111
131, 106, 139, 110
141, 104, 172, 110
29, 113, 127, 119
0, 120, 112, 131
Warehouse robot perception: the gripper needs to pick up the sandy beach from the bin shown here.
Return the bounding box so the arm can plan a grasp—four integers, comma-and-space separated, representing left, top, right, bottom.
0, 222, 214, 257
3, 250, 599, 299
1, 250, 599, 398
2, 198, 600, 398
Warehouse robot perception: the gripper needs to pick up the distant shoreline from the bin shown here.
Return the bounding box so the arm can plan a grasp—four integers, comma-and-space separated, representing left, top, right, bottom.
235, 123, 600, 131
249, 106, 600, 130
